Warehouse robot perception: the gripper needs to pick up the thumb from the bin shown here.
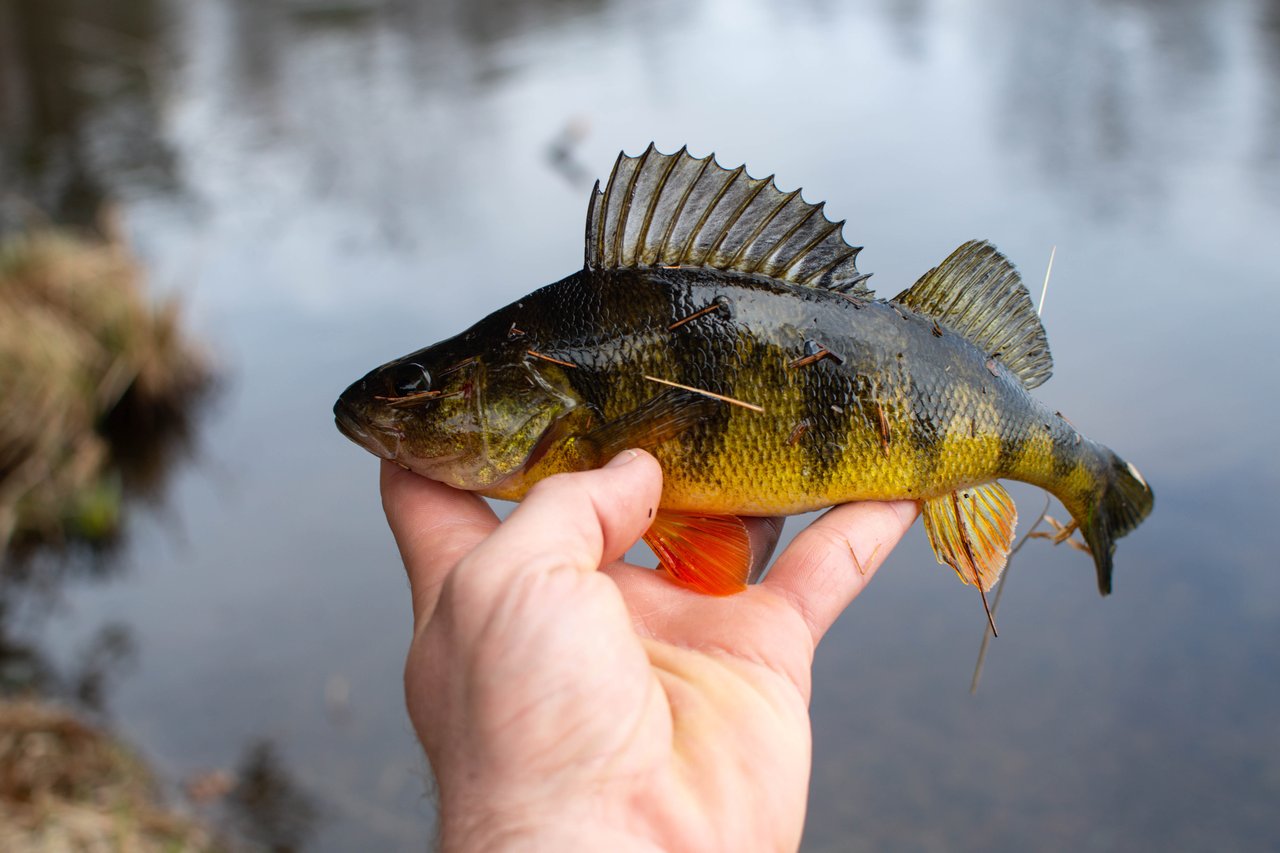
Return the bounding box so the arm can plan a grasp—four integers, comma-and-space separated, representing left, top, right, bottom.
443, 449, 663, 606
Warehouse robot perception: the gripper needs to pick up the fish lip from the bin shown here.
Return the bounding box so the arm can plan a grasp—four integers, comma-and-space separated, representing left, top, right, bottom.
334, 397, 394, 459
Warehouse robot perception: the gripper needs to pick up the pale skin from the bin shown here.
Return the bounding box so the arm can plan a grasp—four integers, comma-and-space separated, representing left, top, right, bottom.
381, 449, 917, 851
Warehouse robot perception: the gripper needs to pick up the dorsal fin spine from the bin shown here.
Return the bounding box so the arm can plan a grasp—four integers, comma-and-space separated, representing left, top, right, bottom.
612, 143, 652, 266
704, 175, 772, 262
780, 215, 841, 280
634, 145, 683, 265
730, 185, 799, 272
679, 163, 745, 266
594, 151, 627, 265
584, 179, 601, 268
584, 146, 873, 297
759, 202, 821, 273
656, 153, 711, 263
798, 245, 858, 286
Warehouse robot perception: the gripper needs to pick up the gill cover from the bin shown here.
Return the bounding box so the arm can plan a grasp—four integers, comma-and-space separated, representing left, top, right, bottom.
463, 357, 584, 490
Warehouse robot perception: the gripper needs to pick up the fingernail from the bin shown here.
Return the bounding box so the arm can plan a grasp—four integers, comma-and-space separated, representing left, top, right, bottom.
605, 449, 639, 468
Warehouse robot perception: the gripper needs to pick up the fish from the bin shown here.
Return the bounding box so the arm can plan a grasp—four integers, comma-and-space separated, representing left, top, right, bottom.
334, 144, 1153, 602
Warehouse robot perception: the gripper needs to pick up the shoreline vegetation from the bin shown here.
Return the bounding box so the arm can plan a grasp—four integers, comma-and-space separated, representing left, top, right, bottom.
0, 218, 213, 555
0, 222, 227, 849
0, 699, 217, 851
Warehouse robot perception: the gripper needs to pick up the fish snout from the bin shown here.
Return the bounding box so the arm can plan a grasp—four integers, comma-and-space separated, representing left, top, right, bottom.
333, 385, 401, 461
333, 394, 371, 446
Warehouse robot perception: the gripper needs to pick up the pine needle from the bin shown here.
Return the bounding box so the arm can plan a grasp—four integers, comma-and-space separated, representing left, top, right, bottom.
1037, 245, 1056, 317
642, 375, 765, 412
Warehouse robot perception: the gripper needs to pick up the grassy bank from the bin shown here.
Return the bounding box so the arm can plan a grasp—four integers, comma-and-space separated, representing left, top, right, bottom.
0, 224, 222, 845
0, 699, 218, 851
0, 222, 212, 554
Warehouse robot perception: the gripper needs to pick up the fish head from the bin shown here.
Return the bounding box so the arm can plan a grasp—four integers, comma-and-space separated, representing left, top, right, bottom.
334, 335, 583, 490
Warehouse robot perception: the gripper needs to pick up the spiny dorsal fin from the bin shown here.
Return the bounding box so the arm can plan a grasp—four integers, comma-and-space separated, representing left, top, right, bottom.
585, 144, 873, 296
894, 241, 1053, 389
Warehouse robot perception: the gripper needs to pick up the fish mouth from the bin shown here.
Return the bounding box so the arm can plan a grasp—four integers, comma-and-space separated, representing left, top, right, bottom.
334, 397, 395, 460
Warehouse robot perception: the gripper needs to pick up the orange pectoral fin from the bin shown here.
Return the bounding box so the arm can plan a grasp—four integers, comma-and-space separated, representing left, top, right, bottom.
643, 510, 755, 596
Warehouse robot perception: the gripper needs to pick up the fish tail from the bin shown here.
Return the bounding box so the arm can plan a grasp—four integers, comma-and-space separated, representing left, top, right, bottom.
1064, 449, 1154, 595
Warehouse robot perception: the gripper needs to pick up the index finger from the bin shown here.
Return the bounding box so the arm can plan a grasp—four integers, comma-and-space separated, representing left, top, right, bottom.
762, 500, 918, 646
380, 461, 499, 627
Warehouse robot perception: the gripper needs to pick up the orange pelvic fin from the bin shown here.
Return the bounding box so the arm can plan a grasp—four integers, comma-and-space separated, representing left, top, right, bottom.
643, 510, 754, 596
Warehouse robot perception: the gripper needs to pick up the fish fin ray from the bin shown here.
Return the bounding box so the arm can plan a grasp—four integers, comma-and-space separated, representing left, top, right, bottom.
584, 145, 873, 296
893, 241, 1053, 389
583, 389, 719, 460
643, 510, 753, 596
921, 483, 1018, 592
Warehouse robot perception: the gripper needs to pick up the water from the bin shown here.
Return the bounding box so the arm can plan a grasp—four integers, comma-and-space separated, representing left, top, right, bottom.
3, 0, 1279, 849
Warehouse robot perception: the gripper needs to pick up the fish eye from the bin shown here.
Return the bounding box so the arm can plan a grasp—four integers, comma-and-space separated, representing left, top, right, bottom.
389, 362, 431, 396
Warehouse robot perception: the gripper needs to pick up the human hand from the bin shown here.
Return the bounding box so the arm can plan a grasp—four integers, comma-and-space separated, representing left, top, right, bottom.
381, 450, 917, 852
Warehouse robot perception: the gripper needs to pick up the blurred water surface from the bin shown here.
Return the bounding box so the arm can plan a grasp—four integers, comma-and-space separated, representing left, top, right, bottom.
3, 0, 1279, 849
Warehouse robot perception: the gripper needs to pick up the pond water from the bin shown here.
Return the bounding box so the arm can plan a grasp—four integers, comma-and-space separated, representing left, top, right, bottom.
4, 0, 1279, 849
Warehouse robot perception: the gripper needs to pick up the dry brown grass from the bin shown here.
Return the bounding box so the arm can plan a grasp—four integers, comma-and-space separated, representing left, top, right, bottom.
0, 699, 217, 852
0, 224, 212, 553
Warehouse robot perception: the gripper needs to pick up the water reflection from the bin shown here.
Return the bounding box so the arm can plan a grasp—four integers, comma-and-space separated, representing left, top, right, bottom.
1257, 0, 1280, 189
225, 739, 321, 853
545, 116, 594, 188
71, 623, 137, 714
0, 589, 136, 720
0, 601, 58, 697
986, 0, 1229, 215
0, 0, 173, 232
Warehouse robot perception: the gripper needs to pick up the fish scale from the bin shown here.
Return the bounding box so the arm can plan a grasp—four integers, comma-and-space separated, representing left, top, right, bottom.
335, 145, 1152, 599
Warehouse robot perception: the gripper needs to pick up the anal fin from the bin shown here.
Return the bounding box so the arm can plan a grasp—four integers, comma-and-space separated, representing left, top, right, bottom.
922, 484, 1018, 633
643, 510, 757, 596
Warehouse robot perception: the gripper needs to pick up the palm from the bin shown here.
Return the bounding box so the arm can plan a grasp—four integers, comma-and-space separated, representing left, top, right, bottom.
385, 454, 915, 850
617, 573, 820, 850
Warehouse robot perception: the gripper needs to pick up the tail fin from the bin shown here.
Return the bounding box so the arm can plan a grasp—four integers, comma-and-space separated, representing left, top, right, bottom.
1077, 453, 1154, 595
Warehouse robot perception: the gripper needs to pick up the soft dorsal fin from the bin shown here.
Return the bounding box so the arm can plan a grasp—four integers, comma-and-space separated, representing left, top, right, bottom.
585, 144, 873, 296
894, 240, 1053, 389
